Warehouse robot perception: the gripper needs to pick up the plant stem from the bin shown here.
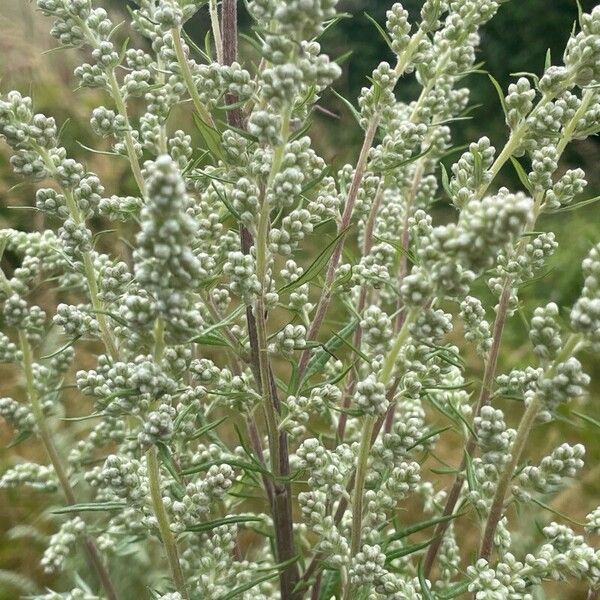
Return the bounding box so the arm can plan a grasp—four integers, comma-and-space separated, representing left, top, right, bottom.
18, 331, 119, 600
147, 446, 189, 599
350, 416, 376, 558
107, 71, 146, 195
422, 281, 511, 576
336, 182, 384, 441
479, 333, 582, 560
209, 0, 224, 64
296, 117, 378, 381
171, 27, 217, 129
146, 318, 189, 598
423, 88, 594, 577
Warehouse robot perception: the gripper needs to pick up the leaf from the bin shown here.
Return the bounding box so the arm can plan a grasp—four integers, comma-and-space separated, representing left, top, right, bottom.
544, 48, 552, 71
52, 501, 126, 514
418, 560, 435, 600
319, 569, 340, 599
529, 497, 584, 527
188, 416, 228, 440
386, 512, 466, 544
381, 145, 434, 174
547, 194, 600, 214
186, 515, 264, 533
464, 450, 477, 492
278, 227, 350, 294
572, 410, 600, 430
182, 458, 270, 477
193, 113, 225, 162
217, 556, 300, 600
407, 426, 452, 451
156, 442, 184, 495
189, 305, 245, 343
487, 73, 508, 117
385, 538, 433, 562
439, 580, 471, 599
363, 12, 393, 51
510, 157, 533, 194
40, 337, 81, 360
5, 430, 33, 449
372, 234, 417, 265
301, 318, 359, 387
331, 89, 361, 125
440, 163, 452, 198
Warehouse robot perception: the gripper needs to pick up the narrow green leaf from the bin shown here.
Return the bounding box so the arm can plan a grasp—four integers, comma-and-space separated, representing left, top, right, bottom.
385, 538, 432, 562
363, 12, 393, 50
301, 318, 359, 386
387, 512, 466, 544
544, 48, 552, 71
407, 426, 452, 451
573, 410, 600, 430
547, 194, 600, 213
278, 227, 350, 295
331, 89, 361, 125
487, 73, 508, 117
52, 501, 126, 514
418, 560, 435, 600
193, 113, 224, 161
439, 580, 471, 599
40, 337, 81, 360
440, 163, 452, 198
217, 556, 299, 600
188, 416, 228, 440
186, 515, 264, 533
6, 430, 33, 449
156, 442, 184, 494
510, 157, 533, 194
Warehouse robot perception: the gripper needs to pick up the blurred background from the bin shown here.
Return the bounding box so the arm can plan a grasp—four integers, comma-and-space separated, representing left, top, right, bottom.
1, 1, 600, 598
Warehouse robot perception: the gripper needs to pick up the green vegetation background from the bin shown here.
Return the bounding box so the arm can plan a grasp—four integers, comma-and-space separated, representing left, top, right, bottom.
0, 1, 599, 598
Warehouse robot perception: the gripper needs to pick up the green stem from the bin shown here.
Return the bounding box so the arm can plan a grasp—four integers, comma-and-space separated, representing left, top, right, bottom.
171, 27, 217, 129
63, 188, 119, 360
342, 415, 376, 600
479, 333, 583, 560
380, 308, 417, 386
147, 446, 189, 599
107, 71, 146, 195
209, 0, 224, 64
146, 317, 188, 598
18, 331, 119, 600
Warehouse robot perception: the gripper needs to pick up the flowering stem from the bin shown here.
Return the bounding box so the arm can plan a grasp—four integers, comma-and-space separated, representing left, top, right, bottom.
38, 148, 119, 360
106, 71, 146, 195
147, 446, 189, 599
349, 416, 376, 557
209, 0, 224, 64
146, 318, 189, 598
479, 333, 583, 560
171, 27, 217, 130
337, 182, 384, 441
18, 331, 119, 600
423, 87, 596, 577
296, 116, 379, 381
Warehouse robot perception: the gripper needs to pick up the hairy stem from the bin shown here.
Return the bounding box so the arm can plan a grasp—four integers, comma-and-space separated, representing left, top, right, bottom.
336, 182, 384, 441
479, 333, 582, 560
296, 117, 378, 381
171, 27, 217, 129
107, 71, 146, 195
19, 331, 119, 600
423, 87, 595, 577
209, 0, 224, 63
147, 446, 189, 599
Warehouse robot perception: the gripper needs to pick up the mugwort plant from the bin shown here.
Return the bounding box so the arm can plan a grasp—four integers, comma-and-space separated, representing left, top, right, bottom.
2, 0, 600, 598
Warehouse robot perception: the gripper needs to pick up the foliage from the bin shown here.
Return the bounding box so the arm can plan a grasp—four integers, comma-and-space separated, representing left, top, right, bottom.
1, 1, 600, 599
